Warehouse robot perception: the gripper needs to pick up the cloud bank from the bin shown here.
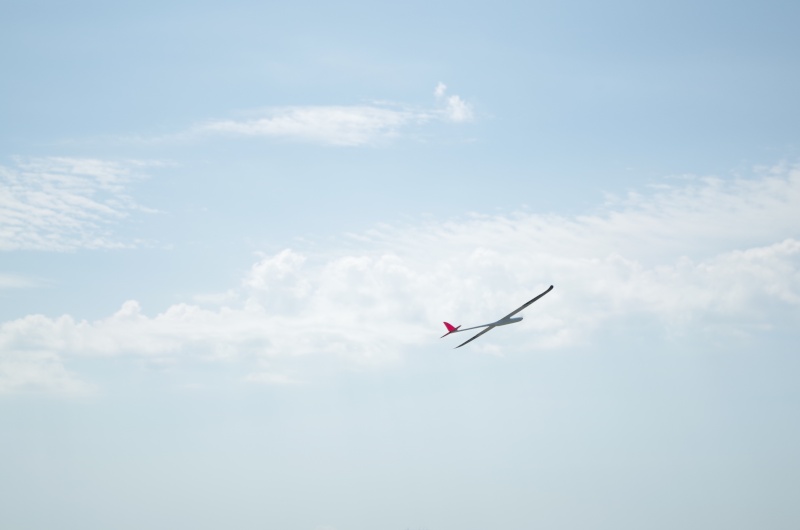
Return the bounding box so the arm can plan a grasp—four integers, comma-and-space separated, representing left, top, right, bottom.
193, 83, 474, 146
2, 165, 798, 394
0, 157, 154, 251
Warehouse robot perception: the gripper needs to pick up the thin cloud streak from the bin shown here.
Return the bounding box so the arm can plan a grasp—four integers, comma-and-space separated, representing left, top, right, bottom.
191, 84, 474, 146
1, 165, 798, 394
198, 105, 426, 146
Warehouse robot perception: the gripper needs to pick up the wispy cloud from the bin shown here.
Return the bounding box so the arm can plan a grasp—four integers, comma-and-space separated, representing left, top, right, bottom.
191, 83, 474, 146
0, 273, 40, 289
198, 105, 424, 146
434, 82, 474, 123
0, 157, 155, 252
1, 164, 798, 394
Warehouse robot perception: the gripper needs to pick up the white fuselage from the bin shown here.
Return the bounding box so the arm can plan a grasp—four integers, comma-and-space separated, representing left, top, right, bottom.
458, 316, 522, 332
493, 316, 523, 327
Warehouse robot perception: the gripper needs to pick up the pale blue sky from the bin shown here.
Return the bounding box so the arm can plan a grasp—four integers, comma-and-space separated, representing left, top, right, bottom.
2, 1, 800, 529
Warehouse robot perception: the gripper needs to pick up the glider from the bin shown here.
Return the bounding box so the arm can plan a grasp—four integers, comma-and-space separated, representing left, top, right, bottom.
441, 285, 554, 348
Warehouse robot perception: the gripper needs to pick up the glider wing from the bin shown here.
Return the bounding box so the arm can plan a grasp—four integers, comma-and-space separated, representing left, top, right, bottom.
499, 285, 554, 320
453, 285, 554, 349
455, 325, 497, 349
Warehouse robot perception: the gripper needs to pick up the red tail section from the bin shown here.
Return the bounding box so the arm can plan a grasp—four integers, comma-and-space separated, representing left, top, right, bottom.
441, 322, 461, 338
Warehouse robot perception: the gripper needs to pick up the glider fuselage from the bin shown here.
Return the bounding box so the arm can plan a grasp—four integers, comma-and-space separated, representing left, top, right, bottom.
453, 316, 522, 334
490, 316, 522, 327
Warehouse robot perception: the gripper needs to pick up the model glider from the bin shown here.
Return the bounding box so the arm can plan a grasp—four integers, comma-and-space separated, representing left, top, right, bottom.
441, 285, 554, 348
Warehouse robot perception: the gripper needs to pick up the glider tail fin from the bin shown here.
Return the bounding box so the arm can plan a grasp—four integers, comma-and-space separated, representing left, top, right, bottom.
441, 322, 461, 338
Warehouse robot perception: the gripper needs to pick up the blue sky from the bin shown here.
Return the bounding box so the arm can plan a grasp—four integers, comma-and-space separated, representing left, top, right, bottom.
2, 1, 800, 529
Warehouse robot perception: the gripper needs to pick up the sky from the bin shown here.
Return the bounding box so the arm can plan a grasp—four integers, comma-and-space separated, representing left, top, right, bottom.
2, 1, 800, 529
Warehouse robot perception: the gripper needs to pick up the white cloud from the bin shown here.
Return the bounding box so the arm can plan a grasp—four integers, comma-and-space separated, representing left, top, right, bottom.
1, 165, 798, 394
434, 81, 474, 122
0, 157, 155, 251
443, 95, 474, 122
0, 347, 92, 396
194, 84, 473, 146
199, 105, 425, 147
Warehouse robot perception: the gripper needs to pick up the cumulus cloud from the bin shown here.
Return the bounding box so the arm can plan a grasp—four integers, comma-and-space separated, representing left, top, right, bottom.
434, 82, 474, 123
0, 348, 91, 396
0, 157, 155, 251
193, 84, 473, 146
2, 165, 798, 394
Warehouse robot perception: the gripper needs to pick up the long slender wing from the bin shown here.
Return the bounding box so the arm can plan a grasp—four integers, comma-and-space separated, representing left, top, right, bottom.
455, 325, 497, 349
499, 285, 554, 321
454, 285, 554, 349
